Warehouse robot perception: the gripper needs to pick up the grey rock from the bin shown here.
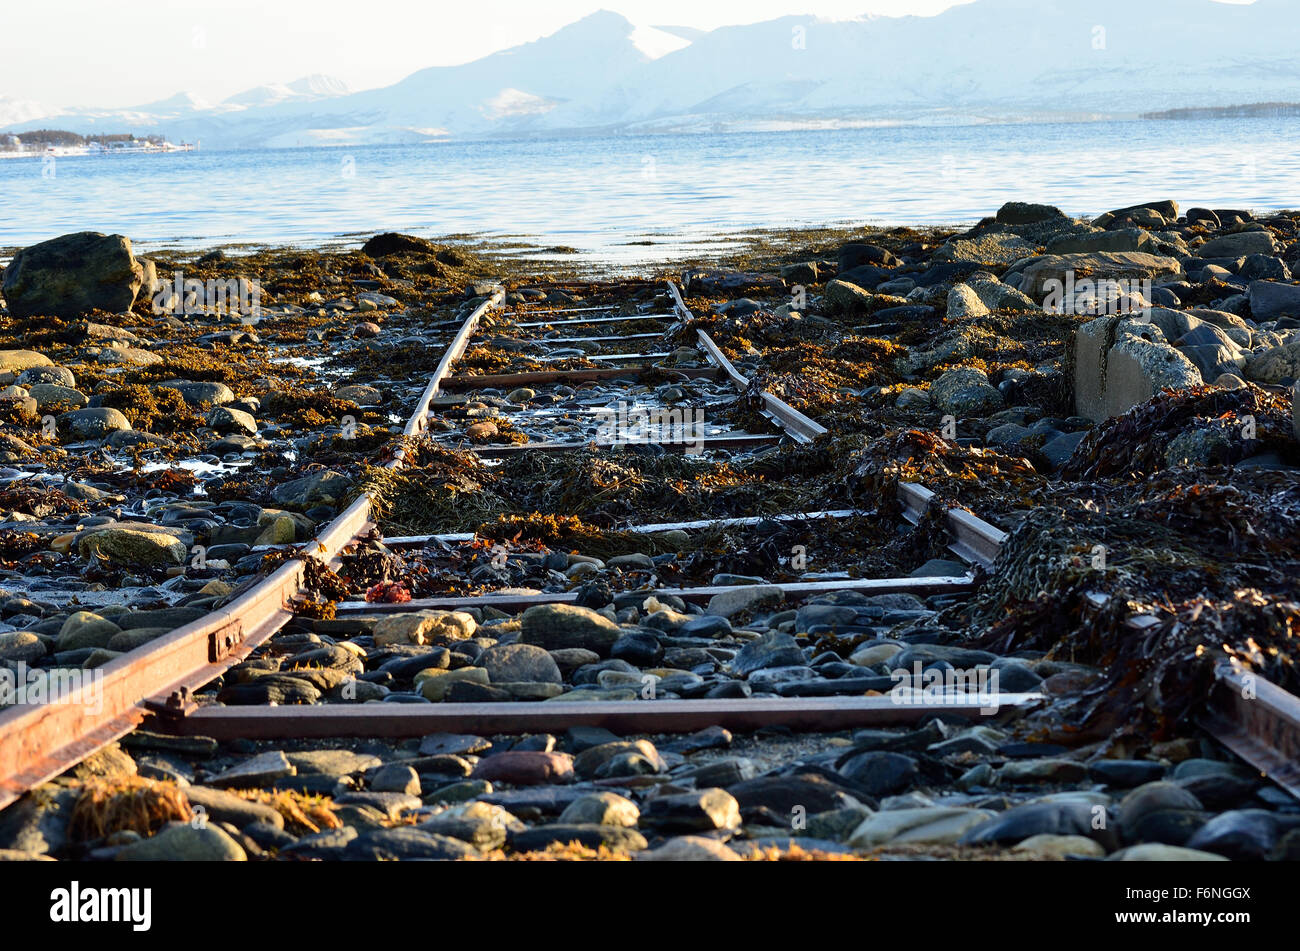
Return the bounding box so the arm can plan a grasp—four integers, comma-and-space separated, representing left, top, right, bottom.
278, 826, 358, 859
677, 615, 732, 638
1249, 280, 1300, 321
58, 407, 131, 438
508, 823, 648, 854
346, 827, 479, 860
370, 764, 421, 795
205, 406, 257, 435
1184, 809, 1280, 861
559, 791, 641, 827
730, 631, 806, 676
704, 584, 784, 619
270, 470, 352, 508
1119, 781, 1203, 832
3, 232, 144, 318
823, 280, 873, 313
729, 774, 864, 815
0, 787, 77, 855
519, 603, 622, 655
961, 799, 1117, 850
643, 788, 741, 831
1200, 231, 1276, 258
156, 380, 235, 407
1089, 760, 1166, 787
478, 643, 562, 684
838, 751, 919, 797
207, 750, 296, 788
929, 366, 1004, 417
114, 823, 246, 861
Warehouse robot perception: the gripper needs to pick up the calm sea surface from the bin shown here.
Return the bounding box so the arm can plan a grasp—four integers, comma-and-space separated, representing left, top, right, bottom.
2, 119, 1297, 261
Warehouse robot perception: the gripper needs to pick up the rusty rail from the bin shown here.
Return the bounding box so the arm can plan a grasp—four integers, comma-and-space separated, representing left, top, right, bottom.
332, 575, 977, 615
0, 289, 504, 810
668, 280, 829, 446
171, 694, 1044, 741
7, 277, 1297, 813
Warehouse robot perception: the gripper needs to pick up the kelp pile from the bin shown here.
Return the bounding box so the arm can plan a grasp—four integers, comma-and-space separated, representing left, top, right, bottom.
751, 338, 905, 416
69, 777, 193, 840
95, 384, 200, 436
962, 468, 1300, 743
0, 483, 89, 519
1059, 383, 1299, 479
351, 445, 507, 537
844, 429, 1041, 522
492, 447, 793, 526
474, 513, 688, 560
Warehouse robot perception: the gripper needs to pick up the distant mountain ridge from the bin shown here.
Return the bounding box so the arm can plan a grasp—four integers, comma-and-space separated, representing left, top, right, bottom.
6, 1, 1300, 148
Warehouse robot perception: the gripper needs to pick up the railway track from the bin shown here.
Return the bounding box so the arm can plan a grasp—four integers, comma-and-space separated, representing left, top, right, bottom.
1, 277, 1297, 862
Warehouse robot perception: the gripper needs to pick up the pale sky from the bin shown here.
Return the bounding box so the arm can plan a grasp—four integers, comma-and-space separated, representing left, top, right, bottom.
3, 0, 977, 109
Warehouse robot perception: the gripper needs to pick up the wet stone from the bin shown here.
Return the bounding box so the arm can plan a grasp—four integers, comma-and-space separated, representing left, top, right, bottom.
477, 643, 562, 684
370, 764, 421, 795
206, 750, 296, 788
1089, 760, 1167, 787
471, 751, 575, 786
115, 824, 246, 862
559, 791, 641, 827
643, 788, 741, 831
508, 823, 648, 855
347, 827, 480, 861
637, 836, 743, 861
1184, 810, 1282, 861
961, 800, 1117, 850
729, 774, 865, 816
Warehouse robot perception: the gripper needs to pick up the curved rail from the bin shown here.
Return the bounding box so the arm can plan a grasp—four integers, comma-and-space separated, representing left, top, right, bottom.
0, 288, 505, 809
4, 279, 1297, 811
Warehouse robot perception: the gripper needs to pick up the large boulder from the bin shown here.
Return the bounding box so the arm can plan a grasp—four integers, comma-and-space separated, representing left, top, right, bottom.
823, 279, 873, 313
77, 526, 187, 566
361, 233, 437, 257
838, 243, 899, 271
1019, 252, 1182, 303
1244, 340, 1300, 384
519, 604, 622, 655
57, 407, 131, 439
933, 233, 1036, 267
155, 380, 235, 407
26, 384, 88, 412
929, 367, 1004, 417
1248, 281, 1300, 320
963, 272, 1036, 312
946, 284, 989, 320
1074, 317, 1203, 422
2, 232, 145, 318
1091, 201, 1178, 228
270, 470, 352, 508
995, 201, 1066, 225
1199, 231, 1276, 258
1046, 228, 1156, 255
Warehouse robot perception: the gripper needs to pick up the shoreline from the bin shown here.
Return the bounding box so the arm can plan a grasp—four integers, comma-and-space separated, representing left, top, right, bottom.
1, 199, 1298, 864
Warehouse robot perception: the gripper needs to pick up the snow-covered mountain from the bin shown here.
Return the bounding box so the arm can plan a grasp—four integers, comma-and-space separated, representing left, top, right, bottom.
7, 75, 351, 138
223, 75, 352, 108
6, 1, 1300, 148
0, 95, 52, 128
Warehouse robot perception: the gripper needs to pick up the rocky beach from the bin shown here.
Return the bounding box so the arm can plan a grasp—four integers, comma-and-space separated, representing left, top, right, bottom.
1, 198, 1299, 863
